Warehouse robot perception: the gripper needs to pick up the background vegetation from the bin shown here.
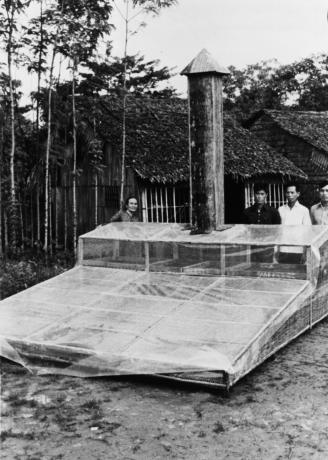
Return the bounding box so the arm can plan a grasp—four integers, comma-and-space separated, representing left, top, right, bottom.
1, 0, 328, 264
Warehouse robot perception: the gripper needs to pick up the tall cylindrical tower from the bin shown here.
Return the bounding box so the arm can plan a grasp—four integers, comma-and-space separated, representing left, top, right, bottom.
181, 49, 229, 231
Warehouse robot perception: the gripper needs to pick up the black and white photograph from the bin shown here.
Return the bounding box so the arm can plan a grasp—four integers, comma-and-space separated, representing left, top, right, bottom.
1, 0, 328, 458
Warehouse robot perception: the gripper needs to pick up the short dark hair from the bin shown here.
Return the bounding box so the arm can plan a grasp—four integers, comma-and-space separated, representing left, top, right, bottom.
123, 195, 138, 210
285, 182, 300, 193
254, 183, 268, 194
319, 181, 328, 190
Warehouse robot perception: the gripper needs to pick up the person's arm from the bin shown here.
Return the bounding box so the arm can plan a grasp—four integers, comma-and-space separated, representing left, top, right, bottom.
242, 209, 250, 224
302, 208, 312, 225
278, 206, 283, 224
272, 208, 281, 224
110, 211, 122, 223
310, 205, 317, 224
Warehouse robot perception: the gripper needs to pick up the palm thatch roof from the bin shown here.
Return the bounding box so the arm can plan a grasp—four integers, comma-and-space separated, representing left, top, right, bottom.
247, 109, 328, 154
97, 97, 307, 183
223, 117, 306, 180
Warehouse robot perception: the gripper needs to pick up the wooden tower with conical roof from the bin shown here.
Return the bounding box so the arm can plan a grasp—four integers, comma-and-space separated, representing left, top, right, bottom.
181, 49, 229, 231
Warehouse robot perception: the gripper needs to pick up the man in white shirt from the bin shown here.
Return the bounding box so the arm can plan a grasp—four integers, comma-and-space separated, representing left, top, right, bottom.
278, 183, 311, 225
277, 183, 311, 264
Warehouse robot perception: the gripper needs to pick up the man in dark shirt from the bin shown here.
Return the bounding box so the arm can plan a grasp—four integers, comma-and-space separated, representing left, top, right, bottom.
243, 184, 280, 263
243, 184, 281, 224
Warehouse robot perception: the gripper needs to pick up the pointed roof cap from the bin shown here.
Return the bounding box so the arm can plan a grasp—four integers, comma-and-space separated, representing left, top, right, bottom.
180, 49, 230, 76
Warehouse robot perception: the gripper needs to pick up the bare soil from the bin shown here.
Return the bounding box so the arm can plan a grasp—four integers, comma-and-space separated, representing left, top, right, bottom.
2, 319, 328, 460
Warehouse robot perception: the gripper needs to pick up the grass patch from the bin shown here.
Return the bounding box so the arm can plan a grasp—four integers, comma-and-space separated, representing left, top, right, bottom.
0, 251, 74, 300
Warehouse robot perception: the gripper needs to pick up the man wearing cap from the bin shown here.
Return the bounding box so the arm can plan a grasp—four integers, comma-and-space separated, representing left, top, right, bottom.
311, 182, 328, 225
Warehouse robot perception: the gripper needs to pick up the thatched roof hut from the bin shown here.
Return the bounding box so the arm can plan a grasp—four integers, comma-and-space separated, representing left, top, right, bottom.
97, 97, 307, 184
246, 109, 328, 176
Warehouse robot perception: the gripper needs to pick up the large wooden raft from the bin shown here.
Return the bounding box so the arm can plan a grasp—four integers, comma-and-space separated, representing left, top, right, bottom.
1, 223, 328, 389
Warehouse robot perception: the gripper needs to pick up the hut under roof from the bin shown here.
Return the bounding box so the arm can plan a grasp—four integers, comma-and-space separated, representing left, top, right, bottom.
56, 97, 308, 237
245, 109, 328, 206
246, 109, 328, 155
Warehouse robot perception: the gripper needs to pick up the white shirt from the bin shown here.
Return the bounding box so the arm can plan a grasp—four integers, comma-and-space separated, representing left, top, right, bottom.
310, 203, 328, 225
278, 201, 311, 254
278, 201, 311, 225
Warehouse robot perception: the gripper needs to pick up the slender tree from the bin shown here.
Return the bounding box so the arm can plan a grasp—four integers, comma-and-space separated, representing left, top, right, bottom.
0, 100, 3, 257
24, 0, 47, 244
71, 57, 78, 257
41, 0, 70, 252
113, 0, 177, 206
55, 0, 112, 256
44, 42, 58, 252
0, 0, 31, 250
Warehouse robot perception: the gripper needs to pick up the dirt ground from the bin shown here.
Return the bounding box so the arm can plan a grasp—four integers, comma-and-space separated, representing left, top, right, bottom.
1, 318, 328, 460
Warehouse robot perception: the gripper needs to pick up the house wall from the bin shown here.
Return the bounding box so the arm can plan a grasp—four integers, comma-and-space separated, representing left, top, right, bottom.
249, 114, 327, 207
53, 135, 298, 245
54, 144, 140, 247
140, 183, 190, 224
140, 177, 287, 225
52, 173, 291, 247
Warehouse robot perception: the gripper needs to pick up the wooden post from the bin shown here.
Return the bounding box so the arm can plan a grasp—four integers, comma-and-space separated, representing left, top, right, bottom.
181, 49, 229, 232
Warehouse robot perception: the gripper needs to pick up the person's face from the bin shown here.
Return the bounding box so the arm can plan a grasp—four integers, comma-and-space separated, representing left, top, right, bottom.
319, 185, 328, 204
255, 190, 267, 205
127, 198, 138, 213
286, 186, 300, 205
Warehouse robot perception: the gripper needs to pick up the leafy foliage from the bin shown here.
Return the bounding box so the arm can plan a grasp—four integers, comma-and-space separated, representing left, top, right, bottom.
132, 0, 178, 14
79, 53, 177, 96
0, 252, 74, 299
224, 54, 328, 121
0, 0, 179, 256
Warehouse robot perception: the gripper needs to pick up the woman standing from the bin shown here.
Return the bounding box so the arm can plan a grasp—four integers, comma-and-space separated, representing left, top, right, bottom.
110, 196, 139, 222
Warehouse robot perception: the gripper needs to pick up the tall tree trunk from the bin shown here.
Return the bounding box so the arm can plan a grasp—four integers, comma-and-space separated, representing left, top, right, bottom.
7, 5, 18, 250
34, 0, 44, 252
119, 0, 129, 207
55, 167, 58, 249
0, 121, 3, 258
0, 178, 2, 259
30, 192, 34, 248
72, 60, 78, 258
4, 209, 8, 255
44, 46, 56, 252
49, 173, 52, 255
94, 173, 98, 227
36, 0, 43, 135
19, 198, 24, 250
64, 183, 67, 252
93, 117, 98, 227
36, 185, 40, 243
